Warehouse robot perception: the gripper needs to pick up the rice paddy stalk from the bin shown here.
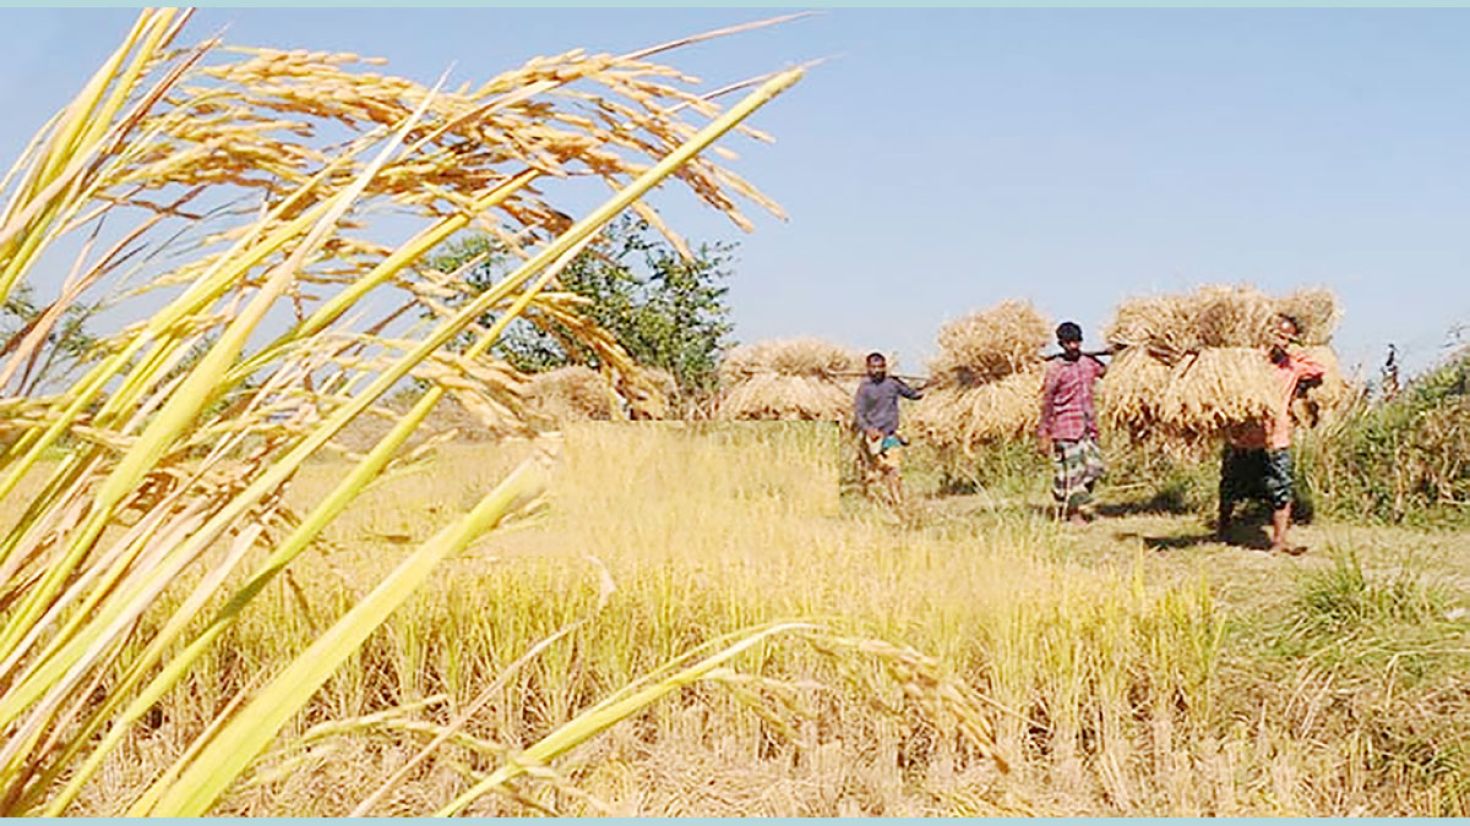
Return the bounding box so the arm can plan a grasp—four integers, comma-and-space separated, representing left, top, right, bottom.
0, 9, 804, 813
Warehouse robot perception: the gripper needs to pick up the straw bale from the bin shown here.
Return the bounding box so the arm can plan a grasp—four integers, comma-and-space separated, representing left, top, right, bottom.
929, 301, 1049, 388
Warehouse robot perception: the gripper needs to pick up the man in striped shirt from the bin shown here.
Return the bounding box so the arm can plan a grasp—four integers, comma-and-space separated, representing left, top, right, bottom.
1038, 322, 1109, 524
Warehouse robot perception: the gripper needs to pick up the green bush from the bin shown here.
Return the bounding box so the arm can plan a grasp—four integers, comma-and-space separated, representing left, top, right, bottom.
1298, 353, 1470, 528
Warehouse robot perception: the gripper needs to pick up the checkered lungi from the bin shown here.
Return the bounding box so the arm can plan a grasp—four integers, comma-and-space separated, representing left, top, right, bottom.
1052, 437, 1105, 509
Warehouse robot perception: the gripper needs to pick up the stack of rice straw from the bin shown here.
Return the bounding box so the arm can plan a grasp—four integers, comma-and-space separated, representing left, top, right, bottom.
715, 338, 865, 422
522, 365, 622, 429
909, 300, 1050, 456
1100, 285, 1357, 444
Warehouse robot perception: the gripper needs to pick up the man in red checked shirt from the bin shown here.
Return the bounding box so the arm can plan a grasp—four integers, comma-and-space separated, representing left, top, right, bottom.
1038, 322, 1110, 524
1217, 314, 1325, 555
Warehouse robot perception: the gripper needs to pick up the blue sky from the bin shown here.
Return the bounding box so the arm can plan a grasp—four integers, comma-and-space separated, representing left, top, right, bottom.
2, 8, 1469, 378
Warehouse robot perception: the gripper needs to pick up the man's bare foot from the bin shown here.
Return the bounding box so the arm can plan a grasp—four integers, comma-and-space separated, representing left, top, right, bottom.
1270, 543, 1308, 556
1068, 513, 1087, 526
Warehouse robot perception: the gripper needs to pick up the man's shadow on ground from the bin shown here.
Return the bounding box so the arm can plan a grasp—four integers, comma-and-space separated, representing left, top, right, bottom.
1056, 496, 1277, 551
1113, 523, 1274, 552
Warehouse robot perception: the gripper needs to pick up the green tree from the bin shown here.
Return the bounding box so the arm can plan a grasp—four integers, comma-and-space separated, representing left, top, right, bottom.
1, 283, 100, 394
429, 214, 736, 395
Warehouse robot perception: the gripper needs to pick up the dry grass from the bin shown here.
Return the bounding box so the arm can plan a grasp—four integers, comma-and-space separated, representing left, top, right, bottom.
32, 422, 1470, 816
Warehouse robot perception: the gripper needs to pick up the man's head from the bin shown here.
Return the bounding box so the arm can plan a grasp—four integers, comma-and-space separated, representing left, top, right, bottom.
1056, 321, 1083, 360
1270, 314, 1300, 363
865, 352, 887, 381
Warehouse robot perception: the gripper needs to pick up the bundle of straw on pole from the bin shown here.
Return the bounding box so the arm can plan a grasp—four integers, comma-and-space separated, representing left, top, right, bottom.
622, 366, 679, 420
715, 338, 863, 421
910, 370, 1044, 454
1097, 347, 1175, 443
928, 300, 1051, 386
910, 301, 1049, 455
1158, 348, 1282, 437
1099, 284, 1352, 442
1105, 284, 1341, 362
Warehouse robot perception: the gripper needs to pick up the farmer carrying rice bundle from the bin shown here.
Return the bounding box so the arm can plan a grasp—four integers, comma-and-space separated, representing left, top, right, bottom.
1038, 322, 1111, 524
1216, 313, 1325, 554
854, 351, 924, 506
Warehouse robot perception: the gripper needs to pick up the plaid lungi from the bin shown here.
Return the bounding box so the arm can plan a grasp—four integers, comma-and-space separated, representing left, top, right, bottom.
1052, 437, 1105, 509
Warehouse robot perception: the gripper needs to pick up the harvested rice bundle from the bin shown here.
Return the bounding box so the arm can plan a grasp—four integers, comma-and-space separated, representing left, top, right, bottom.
623, 366, 679, 420
1100, 283, 1347, 443
1160, 348, 1281, 437
1106, 284, 1342, 360
1275, 288, 1341, 347
717, 374, 856, 421
910, 300, 1049, 452
1194, 285, 1280, 349
525, 365, 618, 427
1104, 295, 1205, 362
1097, 347, 1176, 443
719, 337, 863, 383
1290, 345, 1361, 427
929, 300, 1049, 387
715, 338, 862, 421
1102, 344, 1356, 443
910, 369, 1043, 456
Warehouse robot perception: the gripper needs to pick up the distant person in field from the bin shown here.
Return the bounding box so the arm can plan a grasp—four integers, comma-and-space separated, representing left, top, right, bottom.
1217, 313, 1325, 554
854, 352, 923, 505
1038, 321, 1108, 524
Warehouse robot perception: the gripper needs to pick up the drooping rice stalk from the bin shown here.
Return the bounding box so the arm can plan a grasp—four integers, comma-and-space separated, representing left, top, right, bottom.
0, 10, 814, 814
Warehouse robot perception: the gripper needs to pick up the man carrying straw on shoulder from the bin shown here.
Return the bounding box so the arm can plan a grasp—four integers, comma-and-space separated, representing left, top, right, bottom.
1038, 322, 1107, 524
1217, 313, 1325, 554
854, 352, 923, 506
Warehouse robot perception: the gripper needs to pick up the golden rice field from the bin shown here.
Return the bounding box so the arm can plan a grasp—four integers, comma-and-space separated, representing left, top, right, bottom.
15, 423, 1464, 816
3, 9, 1469, 817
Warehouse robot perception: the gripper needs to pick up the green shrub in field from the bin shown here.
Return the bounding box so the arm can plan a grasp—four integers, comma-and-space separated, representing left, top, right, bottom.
1298, 352, 1470, 528
1292, 546, 1448, 637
